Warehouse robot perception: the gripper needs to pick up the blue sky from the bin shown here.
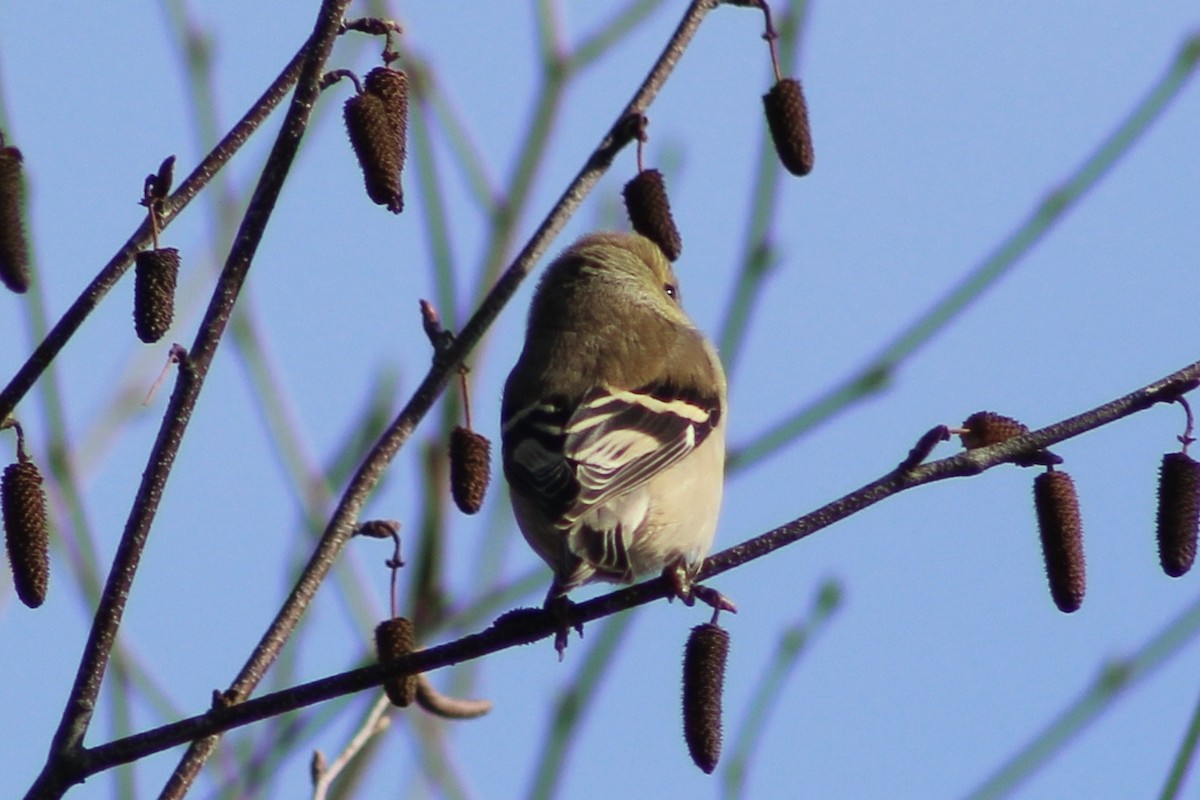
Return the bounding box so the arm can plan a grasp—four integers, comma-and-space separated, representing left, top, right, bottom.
2, 2, 1199, 798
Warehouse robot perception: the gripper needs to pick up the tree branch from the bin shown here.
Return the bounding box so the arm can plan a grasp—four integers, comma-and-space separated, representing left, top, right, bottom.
56, 358, 1200, 784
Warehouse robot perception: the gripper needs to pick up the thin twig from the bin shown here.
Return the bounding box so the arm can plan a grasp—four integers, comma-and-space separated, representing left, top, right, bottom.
1176, 395, 1195, 453
310, 694, 392, 800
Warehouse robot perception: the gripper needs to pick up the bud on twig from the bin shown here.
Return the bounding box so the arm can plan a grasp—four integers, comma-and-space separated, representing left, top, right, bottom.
3, 456, 49, 608
763, 78, 814, 176
1156, 452, 1199, 577
958, 411, 1029, 449
623, 168, 682, 261
141, 154, 177, 207
1032, 470, 1085, 613
134, 248, 180, 343
344, 67, 409, 213
682, 622, 729, 774
375, 616, 418, 707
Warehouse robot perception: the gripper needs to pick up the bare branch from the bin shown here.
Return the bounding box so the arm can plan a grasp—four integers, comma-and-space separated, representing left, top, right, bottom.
65, 359, 1200, 780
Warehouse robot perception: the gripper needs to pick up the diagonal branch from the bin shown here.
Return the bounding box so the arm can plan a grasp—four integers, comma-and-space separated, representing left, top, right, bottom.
62, 358, 1200, 784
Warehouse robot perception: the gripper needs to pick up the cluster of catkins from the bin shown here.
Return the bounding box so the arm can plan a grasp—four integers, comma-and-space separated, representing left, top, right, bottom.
959, 409, 1200, 614
343, 66, 409, 214
621, 20, 813, 264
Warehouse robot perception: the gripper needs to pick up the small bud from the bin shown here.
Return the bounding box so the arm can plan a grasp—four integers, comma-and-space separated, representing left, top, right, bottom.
375, 616, 418, 706
682, 622, 729, 774
763, 77, 814, 176
1033, 471, 1085, 613
152, 154, 176, 199
0, 139, 31, 293
134, 248, 180, 344
344, 67, 409, 213
143, 155, 177, 205
622, 169, 682, 261
959, 411, 1029, 449
449, 427, 491, 514
3, 458, 49, 608
1156, 452, 1199, 578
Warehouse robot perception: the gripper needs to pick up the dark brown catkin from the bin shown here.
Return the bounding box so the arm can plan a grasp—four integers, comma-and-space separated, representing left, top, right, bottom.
375, 617, 418, 706
0, 140, 31, 293
1033, 471, 1085, 613
763, 77, 814, 177
344, 67, 409, 213
682, 622, 729, 774
623, 169, 682, 261
1157, 452, 1200, 578
134, 248, 180, 343
449, 427, 491, 515
3, 458, 49, 608
959, 411, 1029, 450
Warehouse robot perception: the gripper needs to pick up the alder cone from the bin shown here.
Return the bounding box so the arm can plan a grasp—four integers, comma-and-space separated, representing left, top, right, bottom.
763, 78, 814, 176
1033, 471, 1085, 613
3, 459, 49, 608
681, 622, 729, 774
0, 143, 30, 293
134, 248, 180, 343
622, 169, 682, 261
375, 617, 418, 706
1157, 452, 1199, 578
344, 67, 409, 213
449, 427, 491, 515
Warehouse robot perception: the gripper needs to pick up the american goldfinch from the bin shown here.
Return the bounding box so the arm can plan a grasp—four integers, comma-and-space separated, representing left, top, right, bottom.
502, 231, 728, 652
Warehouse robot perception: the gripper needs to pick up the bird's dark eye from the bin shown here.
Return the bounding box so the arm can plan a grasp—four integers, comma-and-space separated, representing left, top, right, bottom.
664, 282, 678, 300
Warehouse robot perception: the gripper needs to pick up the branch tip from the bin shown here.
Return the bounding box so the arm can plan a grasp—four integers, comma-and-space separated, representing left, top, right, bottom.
419, 299, 455, 359
896, 425, 951, 472
310, 750, 326, 785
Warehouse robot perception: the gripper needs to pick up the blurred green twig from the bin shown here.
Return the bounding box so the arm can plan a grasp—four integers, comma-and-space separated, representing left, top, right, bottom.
722, 578, 843, 800
963, 591, 1200, 800
729, 30, 1200, 471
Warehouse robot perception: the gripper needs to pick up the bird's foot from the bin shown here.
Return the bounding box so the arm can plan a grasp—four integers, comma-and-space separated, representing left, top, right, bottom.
544, 593, 583, 661
663, 562, 737, 623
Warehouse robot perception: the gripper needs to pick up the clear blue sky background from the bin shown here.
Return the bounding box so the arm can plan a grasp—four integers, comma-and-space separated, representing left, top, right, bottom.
1, 2, 1199, 799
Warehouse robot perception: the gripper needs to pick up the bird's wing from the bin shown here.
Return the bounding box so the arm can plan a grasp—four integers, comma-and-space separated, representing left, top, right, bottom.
502, 384, 721, 526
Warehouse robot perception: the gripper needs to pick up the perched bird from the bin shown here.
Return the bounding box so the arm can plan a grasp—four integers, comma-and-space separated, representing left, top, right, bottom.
502, 232, 729, 654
